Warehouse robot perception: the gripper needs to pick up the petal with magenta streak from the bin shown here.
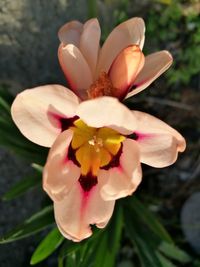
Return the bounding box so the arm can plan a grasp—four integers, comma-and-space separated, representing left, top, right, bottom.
11, 84, 79, 147
54, 176, 115, 242
132, 111, 186, 167
100, 139, 142, 201
43, 130, 80, 201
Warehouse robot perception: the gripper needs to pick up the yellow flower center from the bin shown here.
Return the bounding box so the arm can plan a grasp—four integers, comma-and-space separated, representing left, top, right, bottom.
70, 119, 125, 176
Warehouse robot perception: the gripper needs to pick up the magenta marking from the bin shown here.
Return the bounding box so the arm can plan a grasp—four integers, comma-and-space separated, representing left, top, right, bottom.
78, 182, 97, 221
47, 111, 78, 132
127, 132, 138, 140
130, 77, 152, 92
79, 172, 98, 192
60, 116, 79, 131
103, 144, 123, 170
134, 131, 154, 141
131, 84, 138, 90
67, 144, 80, 166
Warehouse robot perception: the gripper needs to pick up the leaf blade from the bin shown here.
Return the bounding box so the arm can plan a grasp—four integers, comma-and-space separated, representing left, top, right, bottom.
159, 242, 192, 263
31, 228, 64, 265
127, 196, 173, 243
2, 175, 41, 201
0, 205, 54, 244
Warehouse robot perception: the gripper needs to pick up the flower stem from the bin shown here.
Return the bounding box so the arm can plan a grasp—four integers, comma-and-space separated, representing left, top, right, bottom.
87, 0, 98, 18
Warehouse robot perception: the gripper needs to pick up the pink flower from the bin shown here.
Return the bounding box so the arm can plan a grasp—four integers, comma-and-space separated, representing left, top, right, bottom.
58, 18, 173, 100
11, 18, 186, 241
11, 90, 185, 241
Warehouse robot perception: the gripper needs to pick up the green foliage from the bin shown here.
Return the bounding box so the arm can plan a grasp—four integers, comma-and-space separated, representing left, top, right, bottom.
158, 242, 192, 263
87, 0, 98, 18
30, 228, 65, 265
124, 196, 192, 267
2, 174, 41, 201
128, 196, 173, 244
0, 206, 54, 244
146, 0, 200, 85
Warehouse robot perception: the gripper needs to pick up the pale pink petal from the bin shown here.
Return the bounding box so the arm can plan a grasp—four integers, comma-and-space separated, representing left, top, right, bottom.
126, 51, 173, 98
58, 44, 93, 99
79, 18, 101, 76
132, 111, 186, 167
11, 85, 79, 147
100, 139, 142, 201
58, 20, 83, 46
43, 130, 80, 201
76, 96, 138, 135
96, 17, 145, 76
109, 45, 145, 99
54, 178, 115, 242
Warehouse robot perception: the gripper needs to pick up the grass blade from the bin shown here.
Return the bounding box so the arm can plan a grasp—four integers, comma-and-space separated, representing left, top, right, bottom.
31, 228, 64, 265
0, 205, 54, 244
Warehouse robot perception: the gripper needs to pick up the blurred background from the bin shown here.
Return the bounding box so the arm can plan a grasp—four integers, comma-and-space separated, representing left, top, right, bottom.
0, 0, 200, 266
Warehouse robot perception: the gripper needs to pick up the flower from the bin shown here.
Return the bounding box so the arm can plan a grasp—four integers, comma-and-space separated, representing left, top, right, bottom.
11, 89, 185, 241
58, 18, 173, 100
11, 17, 186, 241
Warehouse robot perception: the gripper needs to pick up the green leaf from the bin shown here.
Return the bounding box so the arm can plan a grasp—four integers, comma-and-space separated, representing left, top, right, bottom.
92, 234, 108, 267
0, 205, 54, 243
60, 241, 83, 258
127, 196, 173, 244
124, 197, 192, 267
0, 86, 14, 105
159, 242, 192, 263
31, 163, 43, 173
124, 207, 163, 267
156, 253, 176, 267
2, 175, 41, 201
59, 228, 102, 260
0, 96, 10, 113
30, 228, 64, 265
106, 204, 123, 266
89, 204, 123, 267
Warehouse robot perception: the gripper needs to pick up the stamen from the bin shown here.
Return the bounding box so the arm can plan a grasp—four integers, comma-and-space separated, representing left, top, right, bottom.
87, 72, 117, 99
88, 136, 103, 152
69, 119, 124, 192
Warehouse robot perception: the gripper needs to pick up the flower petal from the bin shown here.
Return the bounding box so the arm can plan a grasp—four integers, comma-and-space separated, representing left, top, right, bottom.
11, 85, 79, 147
58, 20, 83, 46
76, 96, 138, 135
109, 45, 145, 99
54, 178, 115, 242
126, 51, 173, 98
100, 139, 142, 201
133, 111, 186, 167
58, 44, 93, 99
43, 129, 80, 201
79, 18, 101, 76
96, 17, 145, 76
